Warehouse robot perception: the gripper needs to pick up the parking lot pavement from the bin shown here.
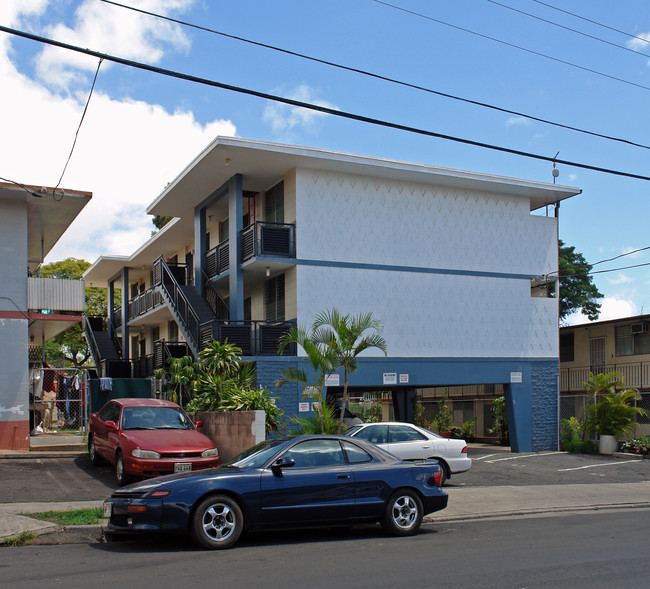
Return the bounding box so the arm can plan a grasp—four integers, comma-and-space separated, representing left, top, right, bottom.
450, 444, 650, 488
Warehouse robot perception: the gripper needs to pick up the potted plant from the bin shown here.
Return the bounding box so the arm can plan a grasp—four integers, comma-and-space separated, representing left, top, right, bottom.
584, 372, 648, 455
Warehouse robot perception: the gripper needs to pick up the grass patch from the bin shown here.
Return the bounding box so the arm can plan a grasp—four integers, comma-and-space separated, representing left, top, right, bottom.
2, 531, 36, 547
26, 507, 104, 526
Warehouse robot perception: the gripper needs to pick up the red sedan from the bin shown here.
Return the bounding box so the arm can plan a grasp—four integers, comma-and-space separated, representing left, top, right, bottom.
88, 398, 219, 485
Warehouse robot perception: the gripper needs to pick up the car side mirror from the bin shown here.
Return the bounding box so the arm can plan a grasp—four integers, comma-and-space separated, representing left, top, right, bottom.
105, 420, 117, 431
271, 457, 295, 476
194, 420, 203, 429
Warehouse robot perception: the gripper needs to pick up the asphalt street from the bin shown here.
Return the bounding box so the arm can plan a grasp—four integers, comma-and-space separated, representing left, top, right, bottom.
2, 509, 649, 589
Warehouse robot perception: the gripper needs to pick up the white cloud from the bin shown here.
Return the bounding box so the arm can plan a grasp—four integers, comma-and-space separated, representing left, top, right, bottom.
36, 0, 194, 89
565, 296, 639, 326
0, 1, 236, 265
626, 32, 650, 64
263, 84, 338, 134
505, 116, 530, 127
608, 273, 633, 285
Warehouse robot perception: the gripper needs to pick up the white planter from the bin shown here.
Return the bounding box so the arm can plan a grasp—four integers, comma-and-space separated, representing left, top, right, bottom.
598, 434, 618, 455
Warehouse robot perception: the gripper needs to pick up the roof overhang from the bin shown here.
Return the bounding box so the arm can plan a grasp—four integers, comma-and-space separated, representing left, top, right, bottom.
148, 137, 582, 218
0, 182, 92, 271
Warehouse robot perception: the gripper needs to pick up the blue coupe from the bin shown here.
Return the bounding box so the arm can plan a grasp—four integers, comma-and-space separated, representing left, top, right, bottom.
103, 435, 448, 549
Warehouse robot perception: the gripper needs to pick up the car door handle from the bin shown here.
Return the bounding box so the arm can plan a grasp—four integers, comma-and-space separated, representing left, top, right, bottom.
337, 474, 351, 479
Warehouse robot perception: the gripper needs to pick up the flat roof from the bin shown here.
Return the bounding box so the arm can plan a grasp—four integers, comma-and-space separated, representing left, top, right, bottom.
148, 137, 581, 218
0, 182, 91, 270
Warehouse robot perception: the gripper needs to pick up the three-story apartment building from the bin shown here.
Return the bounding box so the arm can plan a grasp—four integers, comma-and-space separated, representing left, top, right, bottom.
84, 137, 581, 451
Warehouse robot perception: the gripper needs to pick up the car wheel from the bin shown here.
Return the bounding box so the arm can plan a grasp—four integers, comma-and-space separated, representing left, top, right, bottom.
115, 451, 131, 486
88, 437, 102, 466
191, 495, 244, 550
382, 489, 423, 536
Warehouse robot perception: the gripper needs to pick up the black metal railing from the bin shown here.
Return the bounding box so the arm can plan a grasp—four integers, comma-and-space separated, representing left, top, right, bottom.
199, 319, 296, 356
201, 268, 229, 320
154, 339, 193, 371
204, 240, 230, 279
153, 257, 201, 349
560, 361, 650, 393
241, 221, 295, 262
127, 287, 164, 321
82, 314, 103, 369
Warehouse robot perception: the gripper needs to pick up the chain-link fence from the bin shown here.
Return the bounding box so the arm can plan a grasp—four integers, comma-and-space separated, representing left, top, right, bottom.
30, 367, 90, 434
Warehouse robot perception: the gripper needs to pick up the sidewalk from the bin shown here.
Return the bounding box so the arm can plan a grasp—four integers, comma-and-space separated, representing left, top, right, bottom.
3, 481, 650, 545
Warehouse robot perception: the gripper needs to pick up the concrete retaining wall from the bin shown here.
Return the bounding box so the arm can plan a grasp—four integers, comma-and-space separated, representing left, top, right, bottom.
194, 410, 265, 463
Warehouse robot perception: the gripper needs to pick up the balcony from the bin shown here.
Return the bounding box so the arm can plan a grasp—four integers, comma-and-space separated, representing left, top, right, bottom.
200, 319, 297, 357
27, 276, 85, 312
560, 361, 650, 393
204, 222, 296, 280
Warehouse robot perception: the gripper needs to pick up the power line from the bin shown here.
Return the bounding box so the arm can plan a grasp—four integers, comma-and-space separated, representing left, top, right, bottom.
486, 0, 650, 59
54, 58, 103, 189
372, 0, 650, 93
97, 0, 650, 152
3, 23, 650, 182
528, 0, 650, 46
590, 261, 650, 276
592, 246, 650, 266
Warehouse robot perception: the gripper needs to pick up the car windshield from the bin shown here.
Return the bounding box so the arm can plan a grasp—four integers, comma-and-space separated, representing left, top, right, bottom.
226, 438, 289, 469
121, 406, 194, 430
346, 425, 363, 436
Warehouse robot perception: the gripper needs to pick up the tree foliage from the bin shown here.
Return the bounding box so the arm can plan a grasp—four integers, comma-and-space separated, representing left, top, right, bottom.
558, 240, 603, 323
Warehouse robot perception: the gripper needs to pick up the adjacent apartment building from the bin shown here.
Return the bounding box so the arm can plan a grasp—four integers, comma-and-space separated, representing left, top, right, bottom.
83, 137, 581, 451
560, 314, 650, 436
0, 182, 91, 450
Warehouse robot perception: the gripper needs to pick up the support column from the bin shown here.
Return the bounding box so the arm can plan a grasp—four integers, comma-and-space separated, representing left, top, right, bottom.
228, 173, 244, 320
392, 388, 416, 423
504, 382, 533, 452
194, 206, 207, 295
120, 266, 129, 360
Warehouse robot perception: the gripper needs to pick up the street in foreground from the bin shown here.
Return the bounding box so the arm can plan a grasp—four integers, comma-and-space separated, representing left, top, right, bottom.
4, 509, 649, 589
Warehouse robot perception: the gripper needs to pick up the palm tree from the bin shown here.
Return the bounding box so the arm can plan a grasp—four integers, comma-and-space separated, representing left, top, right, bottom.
313, 309, 387, 434
276, 324, 338, 433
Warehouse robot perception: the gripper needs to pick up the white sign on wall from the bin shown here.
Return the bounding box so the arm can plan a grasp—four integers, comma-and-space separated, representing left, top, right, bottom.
399, 374, 409, 384
325, 374, 340, 386
383, 373, 397, 385
510, 372, 523, 383
298, 402, 310, 412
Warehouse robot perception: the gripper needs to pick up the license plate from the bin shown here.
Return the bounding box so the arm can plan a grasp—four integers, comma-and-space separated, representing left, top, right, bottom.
174, 463, 192, 473
103, 501, 112, 518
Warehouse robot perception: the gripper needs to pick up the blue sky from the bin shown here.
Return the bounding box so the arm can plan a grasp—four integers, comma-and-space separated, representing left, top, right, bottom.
1, 0, 649, 324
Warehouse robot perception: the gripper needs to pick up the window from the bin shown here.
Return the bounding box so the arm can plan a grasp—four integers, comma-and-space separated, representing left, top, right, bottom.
265, 274, 285, 322
265, 181, 284, 223
353, 425, 388, 445
219, 219, 229, 243
131, 336, 139, 359
560, 332, 575, 362
388, 425, 427, 443
98, 402, 120, 423
616, 325, 650, 357
168, 320, 179, 341
152, 326, 160, 343
342, 440, 373, 464
282, 439, 345, 468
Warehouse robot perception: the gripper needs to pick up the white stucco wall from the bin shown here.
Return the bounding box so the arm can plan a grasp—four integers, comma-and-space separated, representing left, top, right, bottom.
294, 168, 559, 359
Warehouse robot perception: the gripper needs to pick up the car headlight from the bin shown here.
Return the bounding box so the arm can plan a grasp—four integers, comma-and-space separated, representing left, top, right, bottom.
132, 448, 161, 459
201, 448, 218, 457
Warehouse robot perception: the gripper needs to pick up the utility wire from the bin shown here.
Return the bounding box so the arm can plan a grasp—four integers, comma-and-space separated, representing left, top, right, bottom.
54, 58, 103, 189
373, 0, 650, 93
98, 0, 650, 152
3, 24, 650, 182
528, 0, 650, 46
486, 0, 650, 59
592, 246, 650, 266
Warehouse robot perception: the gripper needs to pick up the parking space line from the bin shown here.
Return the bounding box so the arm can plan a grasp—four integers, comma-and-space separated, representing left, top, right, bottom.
559, 460, 640, 471
473, 454, 498, 461
486, 451, 562, 463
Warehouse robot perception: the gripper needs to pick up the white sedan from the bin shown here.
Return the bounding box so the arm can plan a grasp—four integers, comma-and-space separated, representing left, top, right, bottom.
346, 422, 471, 485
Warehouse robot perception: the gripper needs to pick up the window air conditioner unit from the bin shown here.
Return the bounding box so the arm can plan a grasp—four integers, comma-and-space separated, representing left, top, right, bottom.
631, 323, 644, 334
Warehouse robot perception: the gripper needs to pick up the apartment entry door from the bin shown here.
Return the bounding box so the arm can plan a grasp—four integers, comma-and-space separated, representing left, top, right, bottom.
589, 337, 606, 375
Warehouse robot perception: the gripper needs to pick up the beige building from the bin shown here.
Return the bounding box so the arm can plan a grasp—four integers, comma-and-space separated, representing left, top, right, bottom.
560, 314, 650, 436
